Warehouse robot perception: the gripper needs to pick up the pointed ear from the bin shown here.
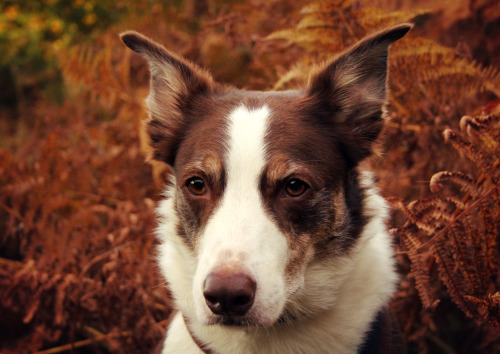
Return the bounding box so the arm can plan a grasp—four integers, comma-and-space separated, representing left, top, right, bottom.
306, 23, 412, 166
120, 31, 215, 165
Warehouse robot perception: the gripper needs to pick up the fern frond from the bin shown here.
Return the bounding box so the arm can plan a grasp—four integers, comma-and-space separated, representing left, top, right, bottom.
433, 237, 475, 317
299, 0, 355, 14
449, 221, 481, 294
430, 171, 477, 194
463, 293, 500, 329
266, 27, 350, 53
460, 115, 500, 165
56, 35, 142, 108
358, 8, 431, 29
396, 113, 500, 327
399, 227, 435, 309
272, 60, 315, 90
444, 130, 496, 178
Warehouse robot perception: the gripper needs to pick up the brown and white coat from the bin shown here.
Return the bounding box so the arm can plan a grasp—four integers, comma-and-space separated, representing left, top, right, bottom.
121, 23, 411, 354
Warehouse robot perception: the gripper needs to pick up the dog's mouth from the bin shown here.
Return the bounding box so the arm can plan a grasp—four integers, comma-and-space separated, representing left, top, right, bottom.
206, 308, 298, 327
207, 315, 263, 327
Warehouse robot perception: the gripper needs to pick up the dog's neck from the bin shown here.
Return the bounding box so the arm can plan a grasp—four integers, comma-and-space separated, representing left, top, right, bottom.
183, 315, 215, 354
184, 309, 404, 354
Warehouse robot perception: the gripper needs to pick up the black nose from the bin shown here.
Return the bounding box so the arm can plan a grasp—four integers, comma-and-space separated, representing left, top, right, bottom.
203, 270, 256, 316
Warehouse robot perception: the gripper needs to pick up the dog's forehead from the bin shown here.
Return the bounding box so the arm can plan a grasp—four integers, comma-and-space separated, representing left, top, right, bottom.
175, 89, 343, 178
174, 90, 298, 162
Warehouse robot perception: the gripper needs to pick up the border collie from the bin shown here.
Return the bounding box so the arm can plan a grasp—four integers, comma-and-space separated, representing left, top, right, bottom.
121, 23, 411, 353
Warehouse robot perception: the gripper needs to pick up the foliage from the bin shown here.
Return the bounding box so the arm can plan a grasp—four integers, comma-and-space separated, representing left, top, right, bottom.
391, 113, 500, 352
0, 1, 173, 105
0, 82, 169, 352
0, 0, 499, 352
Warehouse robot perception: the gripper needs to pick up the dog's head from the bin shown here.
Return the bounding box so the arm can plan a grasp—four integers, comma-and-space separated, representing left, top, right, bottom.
121, 24, 411, 327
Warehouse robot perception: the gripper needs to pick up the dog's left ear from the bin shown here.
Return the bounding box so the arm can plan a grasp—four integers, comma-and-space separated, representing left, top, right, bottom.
307, 23, 412, 167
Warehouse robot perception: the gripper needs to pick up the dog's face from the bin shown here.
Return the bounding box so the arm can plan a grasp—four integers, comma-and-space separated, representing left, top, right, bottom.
121, 24, 410, 327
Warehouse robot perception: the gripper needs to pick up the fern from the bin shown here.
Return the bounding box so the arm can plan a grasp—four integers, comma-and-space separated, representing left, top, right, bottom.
393, 114, 500, 329
56, 36, 142, 108
267, 1, 500, 125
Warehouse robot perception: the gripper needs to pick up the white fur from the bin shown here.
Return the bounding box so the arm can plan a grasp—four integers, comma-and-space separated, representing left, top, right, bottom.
157, 107, 397, 353
192, 105, 292, 325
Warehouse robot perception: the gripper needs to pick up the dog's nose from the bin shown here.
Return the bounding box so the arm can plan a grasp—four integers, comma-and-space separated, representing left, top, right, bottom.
203, 270, 256, 316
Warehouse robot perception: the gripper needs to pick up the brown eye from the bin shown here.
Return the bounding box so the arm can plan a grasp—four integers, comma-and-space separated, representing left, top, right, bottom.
187, 178, 207, 196
285, 178, 308, 197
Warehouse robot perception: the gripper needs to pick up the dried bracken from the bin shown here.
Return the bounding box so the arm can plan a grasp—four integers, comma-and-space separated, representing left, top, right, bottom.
0, 97, 171, 352
392, 114, 500, 350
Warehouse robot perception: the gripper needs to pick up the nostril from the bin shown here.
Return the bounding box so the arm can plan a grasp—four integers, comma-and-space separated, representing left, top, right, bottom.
203, 270, 256, 316
204, 295, 218, 305
204, 294, 222, 313
233, 294, 252, 306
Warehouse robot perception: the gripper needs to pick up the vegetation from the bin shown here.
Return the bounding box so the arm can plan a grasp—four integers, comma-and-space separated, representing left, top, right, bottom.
1, 0, 499, 352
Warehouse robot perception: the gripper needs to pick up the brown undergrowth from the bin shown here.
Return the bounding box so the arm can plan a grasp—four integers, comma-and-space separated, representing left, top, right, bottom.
0, 94, 170, 352
390, 113, 500, 352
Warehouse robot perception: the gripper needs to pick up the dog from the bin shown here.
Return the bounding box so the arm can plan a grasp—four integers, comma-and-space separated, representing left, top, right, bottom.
121, 23, 411, 353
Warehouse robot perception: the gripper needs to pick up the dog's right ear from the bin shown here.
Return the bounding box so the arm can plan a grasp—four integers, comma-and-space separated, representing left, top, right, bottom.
120, 31, 214, 166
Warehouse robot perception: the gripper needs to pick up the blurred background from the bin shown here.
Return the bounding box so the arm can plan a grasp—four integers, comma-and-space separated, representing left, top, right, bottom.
0, 0, 499, 352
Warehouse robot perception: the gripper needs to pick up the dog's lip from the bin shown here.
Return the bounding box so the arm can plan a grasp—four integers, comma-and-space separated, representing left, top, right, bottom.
207, 315, 273, 327
206, 310, 299, 327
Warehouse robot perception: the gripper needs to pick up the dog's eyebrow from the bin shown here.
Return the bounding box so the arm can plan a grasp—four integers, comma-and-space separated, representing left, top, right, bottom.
181, 153, 224, 184
265, 157, 295, 183
264, 155, 321, 188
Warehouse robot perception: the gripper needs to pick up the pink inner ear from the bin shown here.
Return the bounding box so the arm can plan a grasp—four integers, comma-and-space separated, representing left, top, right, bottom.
346, 79, 385, 105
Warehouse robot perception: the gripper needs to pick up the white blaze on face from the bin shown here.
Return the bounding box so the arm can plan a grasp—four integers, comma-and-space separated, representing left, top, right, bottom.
192, 105, 289, 324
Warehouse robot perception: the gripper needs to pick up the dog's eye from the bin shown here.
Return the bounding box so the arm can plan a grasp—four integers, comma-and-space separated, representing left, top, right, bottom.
285, 179, 308, 197
186, 178, 207, 196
